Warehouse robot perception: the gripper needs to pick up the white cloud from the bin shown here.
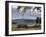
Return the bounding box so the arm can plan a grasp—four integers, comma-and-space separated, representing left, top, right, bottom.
20, 7, 24, 12
12, 5, 18, 9
12, 8, 41, 20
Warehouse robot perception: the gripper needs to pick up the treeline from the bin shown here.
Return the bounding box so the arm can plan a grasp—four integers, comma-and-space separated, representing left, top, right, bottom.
12, 21, 17, 24
36, 17, 41, 24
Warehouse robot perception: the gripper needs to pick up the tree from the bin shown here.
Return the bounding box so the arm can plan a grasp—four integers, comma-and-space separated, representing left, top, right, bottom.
36, 17, 41, 24
39, 18, 41, 24
36, 17, 39, 24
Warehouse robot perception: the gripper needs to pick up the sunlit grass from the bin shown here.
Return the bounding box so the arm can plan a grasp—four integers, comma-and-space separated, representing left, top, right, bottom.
12, 24, 41, 31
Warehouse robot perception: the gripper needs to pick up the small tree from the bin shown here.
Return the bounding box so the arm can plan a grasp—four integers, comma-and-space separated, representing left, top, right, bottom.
36, 17, 41, 24
36, 17, 39, 24
39, 17, 41, 24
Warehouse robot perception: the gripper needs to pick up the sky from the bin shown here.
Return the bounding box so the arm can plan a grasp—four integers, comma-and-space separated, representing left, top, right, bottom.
12, 6, 41, 20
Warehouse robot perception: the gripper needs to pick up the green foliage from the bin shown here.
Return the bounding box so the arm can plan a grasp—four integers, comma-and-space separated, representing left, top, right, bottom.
36, 17, 41, 24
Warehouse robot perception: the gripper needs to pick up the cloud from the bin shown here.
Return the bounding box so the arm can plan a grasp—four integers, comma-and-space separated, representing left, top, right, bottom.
12, 7, 41, 20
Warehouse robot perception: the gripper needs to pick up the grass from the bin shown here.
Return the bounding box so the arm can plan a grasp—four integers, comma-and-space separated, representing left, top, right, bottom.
12, 24, 41, 31
12, 27, 41, 31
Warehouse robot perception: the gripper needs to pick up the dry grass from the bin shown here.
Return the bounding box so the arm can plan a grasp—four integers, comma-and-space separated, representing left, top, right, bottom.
12, 24, 41, 31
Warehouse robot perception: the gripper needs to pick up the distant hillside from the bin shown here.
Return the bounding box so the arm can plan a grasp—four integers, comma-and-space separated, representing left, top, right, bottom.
12, 19, 36, 24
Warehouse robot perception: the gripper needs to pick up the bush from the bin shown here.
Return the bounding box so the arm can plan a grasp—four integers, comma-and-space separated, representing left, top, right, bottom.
17, 24, 28, 28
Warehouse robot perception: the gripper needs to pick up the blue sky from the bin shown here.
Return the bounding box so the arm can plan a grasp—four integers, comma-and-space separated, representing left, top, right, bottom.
12, 6, 41, 20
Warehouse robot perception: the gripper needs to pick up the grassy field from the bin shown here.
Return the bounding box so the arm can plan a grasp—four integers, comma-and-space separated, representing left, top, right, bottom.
12, 24, 41, 31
